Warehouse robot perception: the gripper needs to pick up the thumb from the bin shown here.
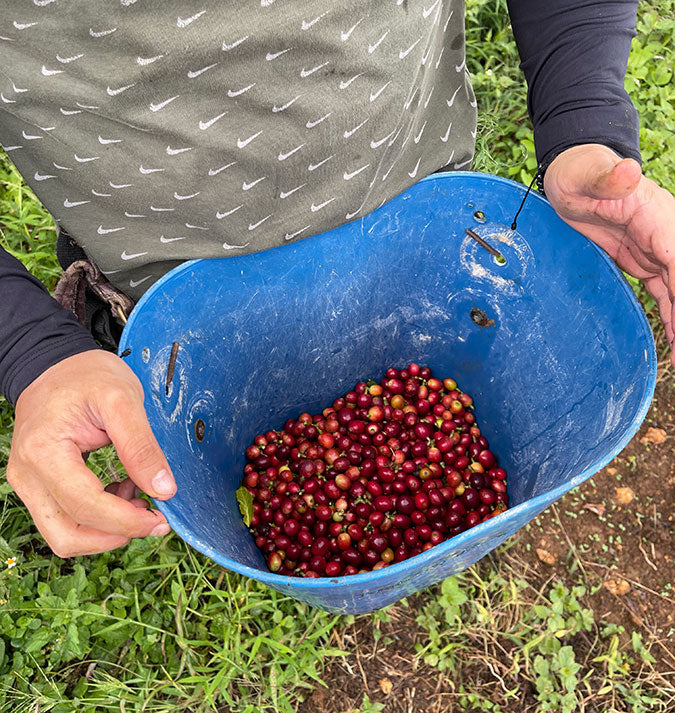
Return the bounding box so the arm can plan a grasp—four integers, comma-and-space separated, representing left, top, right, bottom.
99, 393, 177, 500
566, 146, 642, 201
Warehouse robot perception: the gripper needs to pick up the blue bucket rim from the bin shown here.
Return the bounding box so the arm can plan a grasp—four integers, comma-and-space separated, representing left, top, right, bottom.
119, 170, 657, 593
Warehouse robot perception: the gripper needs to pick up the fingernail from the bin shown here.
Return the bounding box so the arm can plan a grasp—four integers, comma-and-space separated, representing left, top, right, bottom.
150, 522, 171, 537
152, 469, 175, 496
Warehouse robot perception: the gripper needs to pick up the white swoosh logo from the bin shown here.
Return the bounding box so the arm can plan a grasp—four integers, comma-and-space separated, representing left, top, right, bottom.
370, 130, 395, 149
272, 95, 301, 112
56, 53, 83, 63
216, 205, 243, 218
454, 158, 472, 169
266, 48, 290, 61
368, 31, 388, 54
22, 131, 42, 140
345, 197, 368, 220
52, 162, 72, 170
137, 54, 164, 65
381, 162, 396, 182
223, 241, 250, 250
186, 223, 208, 230
1, 93, 16, 104
249, 214, 272, 230
98, 225, 125, 234
150, 95, 179, 112
306, 113, 331, 128
34, 0, 57, 5
98, 136, 121, 144
91, 189, 111, 197
301, 12, 327, 31
456, 59, 466, 72
222, 35, 248, 51
174, 191, 200, 200
435, 47, 445, 69
469, 96, 477, 108
341, 18, 363, 41
188, 63, 218, 78
74, 154, 100, 162
129, 276, 152, 288
440, 122, 452, 142
300, 62, 328, 78
107, 83, 135, 96
284, 225, 310, 241
344, 119, 368, 139
13, 21, 38, 29
199, 111, 227, 130
399, 38, 421, 59
3, 146, 22, 151
344, 164, 370, 181
12, 82, 27, 93
261, 0, 275, 6
408, 157, 421, 178
339, 74, 362, 89
278, 143, 304, 161
121, 250, 148, 260
423, 0, 440, 19
60, 107, 82, 115
414, 121, 427, 143
279, 183, 305, 199
34, 172, 56, 181
308, 155, 334, 171
242, 176, 266, 190
139, 165, 164, 173
90, 27, 117, 37
41, 66, 63, 76
109, 182, 133, 188
40, 126, 55, 131
150, 206, 174, 212
237, 130, 263, 149
76, 102, 99, 109
404, 88, 418, 110
124, 211, 147, 218
177, 11, 206, 28
446, 86, 461, 107
63, 199, 90, 207
166, 145, 192, 155
424, 86, 434, 108
159, 235, 187, 243
444, 10, 455, 32
471, 128, 477, 139
208, 161, 236, 176
422, 46, 432, 65
370, 82, 390, 102
227, 83, 255, 98
311, 197, 335, 212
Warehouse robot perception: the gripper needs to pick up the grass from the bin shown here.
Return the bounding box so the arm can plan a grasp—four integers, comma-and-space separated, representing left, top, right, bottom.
1, 1, 674, 711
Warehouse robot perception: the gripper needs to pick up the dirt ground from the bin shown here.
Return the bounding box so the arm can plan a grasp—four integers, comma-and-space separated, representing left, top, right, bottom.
298, 378, 675, 713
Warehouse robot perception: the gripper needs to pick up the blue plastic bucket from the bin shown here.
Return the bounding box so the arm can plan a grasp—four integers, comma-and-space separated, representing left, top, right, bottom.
118, 172, 656, 614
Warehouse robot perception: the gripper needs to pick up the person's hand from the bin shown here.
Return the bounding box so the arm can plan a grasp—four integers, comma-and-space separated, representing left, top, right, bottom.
6, 350, 177, 557
544, 143, 675, 365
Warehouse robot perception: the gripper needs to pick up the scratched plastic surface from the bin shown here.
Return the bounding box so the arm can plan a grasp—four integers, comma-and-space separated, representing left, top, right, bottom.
118, 172, 656, 614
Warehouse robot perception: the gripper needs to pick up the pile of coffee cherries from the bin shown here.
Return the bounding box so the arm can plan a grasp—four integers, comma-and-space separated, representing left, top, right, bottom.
240, 364, 508, 577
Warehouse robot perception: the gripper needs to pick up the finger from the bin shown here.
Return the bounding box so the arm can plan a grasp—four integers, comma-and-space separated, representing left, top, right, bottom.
10, 470, 132, 558
644, 274, 674, 345
36, 441, 172, 539
97, 392, 177, 500
584, 155, 642, 202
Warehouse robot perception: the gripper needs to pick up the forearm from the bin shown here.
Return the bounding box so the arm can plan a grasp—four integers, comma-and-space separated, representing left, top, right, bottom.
506, 0, 640, 170
0, 246, 98, 405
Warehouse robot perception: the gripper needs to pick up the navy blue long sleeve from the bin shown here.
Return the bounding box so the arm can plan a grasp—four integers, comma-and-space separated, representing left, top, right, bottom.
507, 0, 641, 168
0, 0, 643, 405
0, 247, 97, 406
